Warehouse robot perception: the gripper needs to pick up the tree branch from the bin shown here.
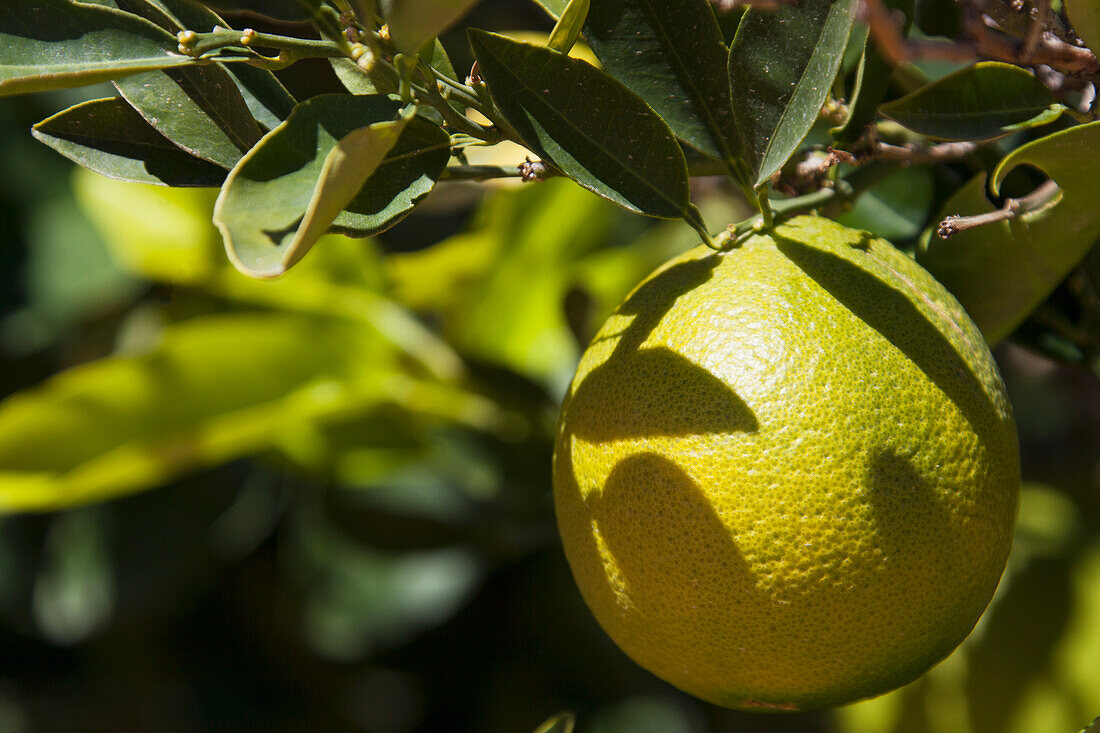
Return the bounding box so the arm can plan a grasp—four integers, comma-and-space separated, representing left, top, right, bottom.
937, 179, 1062, 238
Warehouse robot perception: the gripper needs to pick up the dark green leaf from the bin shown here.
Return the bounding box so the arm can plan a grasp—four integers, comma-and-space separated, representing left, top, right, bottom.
1065, 0, 1100, 54
331, 57, 392, 95
225, 63, 298, 130
333, 116, 452, 237
115, 64, 262, 169
880, 62, 1064, 141
729, 0, 858, 187
381, 0, 481, 53
918, 121, 1100, 344
469, 30, 690, 218
832, 0, 913, 144
32, 97, 227, 187
190, 0, 320, 21
214, 94, 411, 278
835, 166, 933, 241
584, 0, 742, 166
0, 0, 194, 96
80, 0, 181, 31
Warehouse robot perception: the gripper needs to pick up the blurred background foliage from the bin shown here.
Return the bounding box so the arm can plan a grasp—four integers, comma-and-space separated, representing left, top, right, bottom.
0, 1, 1099, 731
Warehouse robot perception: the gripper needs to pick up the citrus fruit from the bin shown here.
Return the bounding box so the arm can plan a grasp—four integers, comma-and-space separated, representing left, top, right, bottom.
553, 215, 1020, 711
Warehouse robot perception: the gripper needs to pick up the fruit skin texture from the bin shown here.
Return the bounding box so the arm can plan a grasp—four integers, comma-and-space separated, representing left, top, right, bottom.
553, 216, 1020, 712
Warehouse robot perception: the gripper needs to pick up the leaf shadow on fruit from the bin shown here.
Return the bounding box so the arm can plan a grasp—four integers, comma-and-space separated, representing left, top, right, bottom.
772, 234, 1007, 444
559, 451, 776, 706
565, 347, 759, 441
566, 254, 758, 441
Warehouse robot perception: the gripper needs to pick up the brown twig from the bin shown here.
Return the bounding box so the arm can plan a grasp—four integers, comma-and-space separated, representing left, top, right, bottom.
937, 179, 1061, 238
872, 140, 980, 164
861, 0, 1099, 77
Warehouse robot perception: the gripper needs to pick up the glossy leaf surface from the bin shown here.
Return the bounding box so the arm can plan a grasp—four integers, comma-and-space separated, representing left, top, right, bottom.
32, 97, 227, 187
214, 94, 410, 278
729, 0, 858, 187
0, 0, 192, 96
584, 0, 741, 166
881, 62, 1063, 141
115, 65, 263, 169
470, 30, 690, 218
333, 116, 451, 237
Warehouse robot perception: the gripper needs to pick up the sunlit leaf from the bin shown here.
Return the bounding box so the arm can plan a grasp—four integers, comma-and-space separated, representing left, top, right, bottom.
880, 62, 1064, 141
114, 64, 263, 169
332, 116, 451, 238
32, 97, 228, 187
213, 94, 410, 278
584, 0, 742, 165
548, 0, 588, 53
0, 314, 392, 512
469, 30, 690, 219
74, 171, 467, 380
729, 0, 858, 187
0, 0, 193, 96
381, 0, 481, 53
533, 711, 575, 733
918, 122, 1100, 344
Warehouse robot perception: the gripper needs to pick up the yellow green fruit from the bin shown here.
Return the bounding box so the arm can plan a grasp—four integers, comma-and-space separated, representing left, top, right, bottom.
553, 216, 1020, 711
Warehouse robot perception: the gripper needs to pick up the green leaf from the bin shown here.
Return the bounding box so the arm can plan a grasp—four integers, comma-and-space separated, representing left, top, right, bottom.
1066, 0, 1100, 54
381, 0, 481, 53
832, 0, 913, 144
0, 0, 194, 96
332, 116, 452, 237
880, 62, 1064, 141
0, 314, 391, 512
918, 121, 1100, 344
215, 95, 411, 278
533, 712, 576, 733
32, 97, 227, 187
729, 0, 858, 187
584, 0, 743, 166
388, 179, 614, 391
548, 0, 588, 53
530, 0, 567, 18
469, 30, 690, 218
836, 166, 933, 241
225, 63, 298, 130
115, 65, 263, 169
190, 0, 320, 21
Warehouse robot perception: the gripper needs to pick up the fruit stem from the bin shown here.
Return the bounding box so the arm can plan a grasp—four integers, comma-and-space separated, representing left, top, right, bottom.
756, 188, 775, 230
685, 205, 721, 250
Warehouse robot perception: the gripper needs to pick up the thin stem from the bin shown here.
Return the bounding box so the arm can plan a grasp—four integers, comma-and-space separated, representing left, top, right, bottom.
756, 188, 774, 229
178, 27, 344, 60
937, 179, 1062, 238
441, 165, 529, 181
